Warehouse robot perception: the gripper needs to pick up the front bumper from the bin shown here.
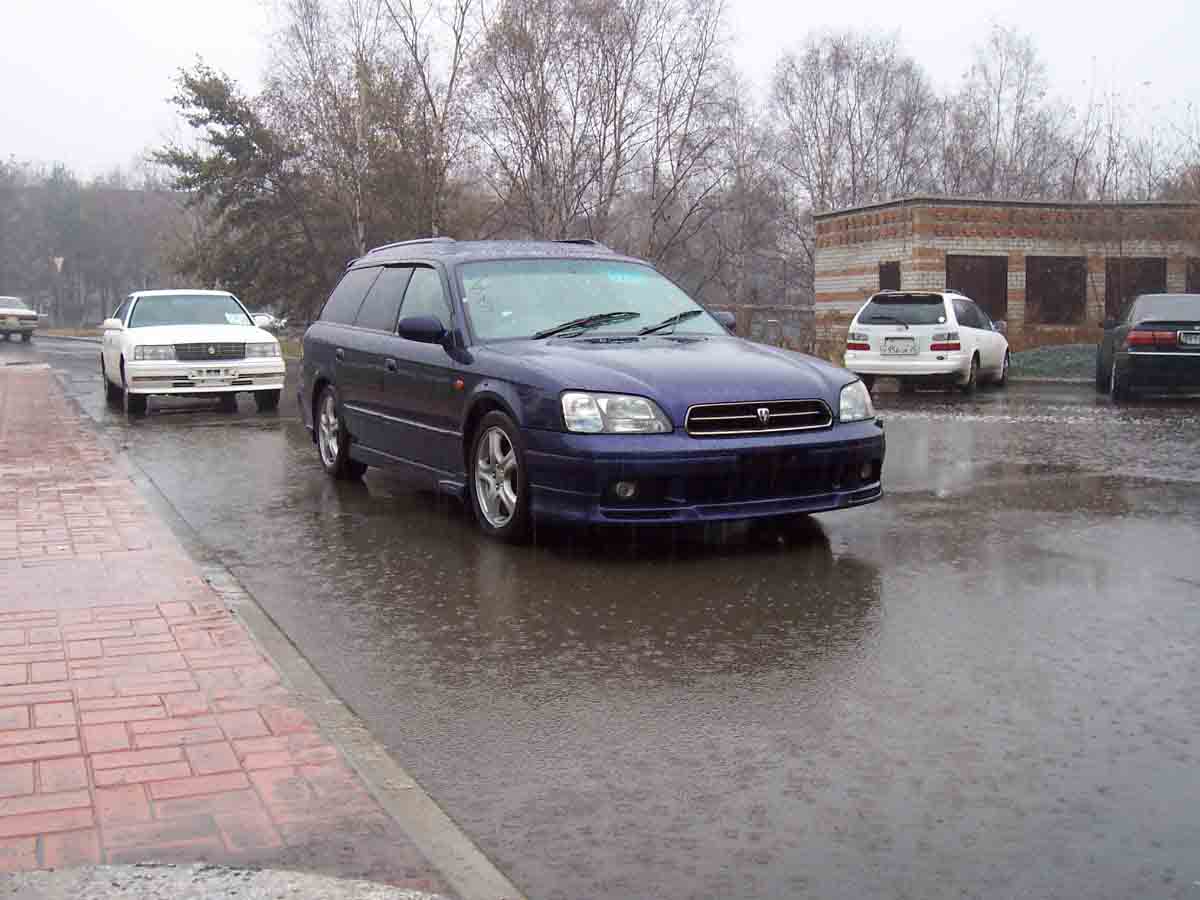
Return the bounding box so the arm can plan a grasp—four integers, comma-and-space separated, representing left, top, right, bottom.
125, 359, 285, 395
1119, 351, 1200, 391
844, 351, 970, 380
1, 318, 37, 334
524, 421, 885, 524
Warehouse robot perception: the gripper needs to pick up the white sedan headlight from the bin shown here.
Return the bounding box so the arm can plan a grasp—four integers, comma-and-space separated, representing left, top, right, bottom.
245, 342, 281, 358
839, 380, 875, 423
561, 392, 672, 434
133, 345, 175, 361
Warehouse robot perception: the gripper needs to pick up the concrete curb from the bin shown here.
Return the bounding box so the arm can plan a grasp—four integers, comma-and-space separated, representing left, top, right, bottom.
38, 333, 102, 344
50, 370, 526, 900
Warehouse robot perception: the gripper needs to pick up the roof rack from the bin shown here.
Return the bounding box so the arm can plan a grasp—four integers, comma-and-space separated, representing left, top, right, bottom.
367, 236, 457, 255
554, 238, 611, 250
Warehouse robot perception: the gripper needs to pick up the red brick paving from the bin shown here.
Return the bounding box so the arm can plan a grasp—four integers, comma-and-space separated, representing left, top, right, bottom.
0, 366, 449, 892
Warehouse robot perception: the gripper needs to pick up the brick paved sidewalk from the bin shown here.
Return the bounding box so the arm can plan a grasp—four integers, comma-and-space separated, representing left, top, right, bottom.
0, 365, 450, 893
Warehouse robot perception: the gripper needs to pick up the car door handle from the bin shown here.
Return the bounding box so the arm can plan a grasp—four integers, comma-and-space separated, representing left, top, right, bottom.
335, 348, 345, 361
384, 358, 398, 373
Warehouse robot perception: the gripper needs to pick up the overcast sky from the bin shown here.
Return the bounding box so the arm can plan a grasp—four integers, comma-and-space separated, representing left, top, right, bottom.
2, 0, 1197, 177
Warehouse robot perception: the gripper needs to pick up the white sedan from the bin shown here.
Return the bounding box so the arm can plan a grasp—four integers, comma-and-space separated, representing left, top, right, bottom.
101, 290, 286, 415
0, 296, 41, 342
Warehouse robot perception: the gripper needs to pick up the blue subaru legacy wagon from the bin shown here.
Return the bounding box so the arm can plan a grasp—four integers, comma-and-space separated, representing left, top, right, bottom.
299, 238, 884, 540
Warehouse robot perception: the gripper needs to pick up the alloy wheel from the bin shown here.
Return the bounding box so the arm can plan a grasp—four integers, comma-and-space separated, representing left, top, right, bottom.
475, 426, 519, 528
318, 392, 340, 468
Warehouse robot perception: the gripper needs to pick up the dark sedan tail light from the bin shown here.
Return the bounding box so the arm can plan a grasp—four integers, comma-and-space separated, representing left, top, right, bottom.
1126, 330, 1177, 349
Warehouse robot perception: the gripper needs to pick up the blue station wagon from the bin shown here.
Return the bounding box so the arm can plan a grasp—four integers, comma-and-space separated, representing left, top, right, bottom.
299, 238, 885, 540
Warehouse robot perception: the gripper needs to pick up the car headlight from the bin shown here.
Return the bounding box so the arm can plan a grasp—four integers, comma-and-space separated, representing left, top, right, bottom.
132, 345, 174, 361
839, 379, 875, 423
245, 342, 281, 358
561, 392, 672, 434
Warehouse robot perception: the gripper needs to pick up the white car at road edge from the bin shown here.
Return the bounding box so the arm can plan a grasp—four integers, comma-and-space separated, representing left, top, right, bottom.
101, 290, 286, 415
0, 296, 41, 342
843, 290, 1010, 393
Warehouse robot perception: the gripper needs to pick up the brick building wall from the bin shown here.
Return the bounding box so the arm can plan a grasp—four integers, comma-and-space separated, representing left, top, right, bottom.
813, 197, 1200, 350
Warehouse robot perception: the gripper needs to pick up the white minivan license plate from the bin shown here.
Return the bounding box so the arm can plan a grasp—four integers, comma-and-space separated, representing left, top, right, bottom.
883, 338, 917, 355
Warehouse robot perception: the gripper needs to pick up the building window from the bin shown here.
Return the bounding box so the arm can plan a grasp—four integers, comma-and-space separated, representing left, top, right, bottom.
1026, 256, 1087, 325
1105, 257, 1166, 318
1187, 258, 1200, 294
946, 255, 1008, 322
879, 261, 900, 291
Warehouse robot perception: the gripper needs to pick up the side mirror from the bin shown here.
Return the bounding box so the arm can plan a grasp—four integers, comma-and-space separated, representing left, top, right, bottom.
712, 310, 736, 333
101, 317, 124, 332
397, 315, 447, 345
993, 320, 1007, 335
252, 314, 273, 329
1102, 319, 1117, 330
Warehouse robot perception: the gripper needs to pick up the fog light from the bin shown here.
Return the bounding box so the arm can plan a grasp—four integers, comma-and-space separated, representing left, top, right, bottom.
614, 481, 638, 500
860, 462, 875, 481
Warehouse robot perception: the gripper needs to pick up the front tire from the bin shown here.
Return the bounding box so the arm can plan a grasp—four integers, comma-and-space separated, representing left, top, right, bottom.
255, 390, 280, 412
102, 357, 122, 406
994, 351, 1009, 388
960, 355, 979, 394
469, 412, 531, 542
120, 361, 147, 416
316, 385, 367, 480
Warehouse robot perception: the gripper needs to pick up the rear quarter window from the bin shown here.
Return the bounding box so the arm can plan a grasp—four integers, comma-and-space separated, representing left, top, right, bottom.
320, 266, 381, 325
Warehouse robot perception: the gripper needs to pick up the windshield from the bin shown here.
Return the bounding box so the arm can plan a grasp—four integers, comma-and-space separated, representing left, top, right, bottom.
1, 297, 31, 311
457, 259, 725, 341
858, 295, 949, 326
128, 294, 252, 328
1130, 294, 1200, 323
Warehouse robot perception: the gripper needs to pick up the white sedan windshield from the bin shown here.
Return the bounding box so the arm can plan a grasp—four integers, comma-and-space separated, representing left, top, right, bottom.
129, 294, 252, 328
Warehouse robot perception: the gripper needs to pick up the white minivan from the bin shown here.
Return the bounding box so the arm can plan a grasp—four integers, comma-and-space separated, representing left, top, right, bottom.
843, 290, 1010, 392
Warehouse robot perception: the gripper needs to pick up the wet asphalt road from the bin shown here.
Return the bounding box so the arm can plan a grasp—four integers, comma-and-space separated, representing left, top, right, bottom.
9, 337, 1200, 900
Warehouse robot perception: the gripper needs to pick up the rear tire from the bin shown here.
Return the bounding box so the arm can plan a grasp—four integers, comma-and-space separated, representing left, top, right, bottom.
1095, 350, 1107, 392
21, 333, 31, 343
255, 390, 280, 412
899, 379, 916, 394
859, 375, 876, 393
316, 385, 367, 480
960, 355, 979, 394
1110, 359, 1129, 402
218, 392, 238, 412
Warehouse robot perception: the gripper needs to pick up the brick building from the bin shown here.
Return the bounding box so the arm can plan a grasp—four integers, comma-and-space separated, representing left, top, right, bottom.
813, 196, 1200, 348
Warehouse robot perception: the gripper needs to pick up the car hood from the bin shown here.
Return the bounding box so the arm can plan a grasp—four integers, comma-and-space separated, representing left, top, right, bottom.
0, 306, 37, 317
122, 324, 277, 345
476, 335, 855, 421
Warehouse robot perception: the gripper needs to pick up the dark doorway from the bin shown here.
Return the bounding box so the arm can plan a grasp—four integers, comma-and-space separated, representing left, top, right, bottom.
1187, 258, 1200, 294
1105, 257, 1166, 318
879, 261, 901, 291
946, 255, 1008, 321
1026, 256, 1087, 324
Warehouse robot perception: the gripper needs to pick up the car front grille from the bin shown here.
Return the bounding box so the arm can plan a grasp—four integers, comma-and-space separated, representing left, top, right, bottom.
174, 342, 245, 361
685, 399, 832, 436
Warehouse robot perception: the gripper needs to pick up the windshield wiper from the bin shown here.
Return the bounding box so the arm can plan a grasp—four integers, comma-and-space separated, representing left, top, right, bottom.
864, 314, 910, 329
637, 309, 704, 335
533, 311, 641, 339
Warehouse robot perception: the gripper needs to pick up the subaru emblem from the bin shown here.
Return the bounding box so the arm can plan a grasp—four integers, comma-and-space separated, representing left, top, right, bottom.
756, 406, 771, 425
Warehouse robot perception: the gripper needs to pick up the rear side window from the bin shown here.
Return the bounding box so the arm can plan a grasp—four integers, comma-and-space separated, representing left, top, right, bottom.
859, 294, 948, 326
353, 267, 412, 332
320, 267, 380, 325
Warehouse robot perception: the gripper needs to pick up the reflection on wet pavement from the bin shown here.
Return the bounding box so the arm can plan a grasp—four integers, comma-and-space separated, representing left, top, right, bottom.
19, 338, 1200, 900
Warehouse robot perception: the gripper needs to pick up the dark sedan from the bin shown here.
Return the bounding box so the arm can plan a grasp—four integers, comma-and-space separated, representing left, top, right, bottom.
1097, 293, 1200, 400
299, 238, 884, 540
